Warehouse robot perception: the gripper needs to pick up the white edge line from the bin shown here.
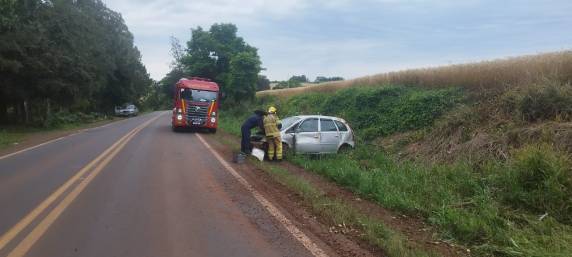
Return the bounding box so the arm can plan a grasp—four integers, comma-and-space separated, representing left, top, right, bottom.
196, 134, 329, 257
0, 112, 159, 161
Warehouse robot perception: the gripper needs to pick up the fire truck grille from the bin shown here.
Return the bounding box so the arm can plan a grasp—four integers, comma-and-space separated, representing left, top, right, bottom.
186, 104, 208, 125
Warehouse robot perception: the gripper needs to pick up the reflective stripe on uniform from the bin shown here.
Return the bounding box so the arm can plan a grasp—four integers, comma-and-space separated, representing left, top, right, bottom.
267, 136, 282, 160
263, 114, 281, 137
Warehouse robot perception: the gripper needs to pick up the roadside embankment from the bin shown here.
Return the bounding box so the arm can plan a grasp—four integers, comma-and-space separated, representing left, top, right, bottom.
219, 52, 572, 256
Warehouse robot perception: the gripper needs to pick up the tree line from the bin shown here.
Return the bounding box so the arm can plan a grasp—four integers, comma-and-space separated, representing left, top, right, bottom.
0, 0, 151, 125
272, 75, 344, 90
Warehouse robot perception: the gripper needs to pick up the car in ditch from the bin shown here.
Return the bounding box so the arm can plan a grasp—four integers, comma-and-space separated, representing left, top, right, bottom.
252, 115, 355, 154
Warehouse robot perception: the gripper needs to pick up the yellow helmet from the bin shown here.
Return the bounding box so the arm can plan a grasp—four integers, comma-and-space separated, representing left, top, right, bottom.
268, 106, 277, 114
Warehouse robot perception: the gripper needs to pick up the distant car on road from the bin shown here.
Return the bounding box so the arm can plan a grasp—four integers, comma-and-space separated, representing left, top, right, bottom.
115, 104, 138, 117
253, 115, 355, 154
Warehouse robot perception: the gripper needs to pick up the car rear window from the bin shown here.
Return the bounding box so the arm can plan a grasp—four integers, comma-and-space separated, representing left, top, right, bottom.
321, 119, 338, 132
334, 120, 348, 131
298, 118, 319, 132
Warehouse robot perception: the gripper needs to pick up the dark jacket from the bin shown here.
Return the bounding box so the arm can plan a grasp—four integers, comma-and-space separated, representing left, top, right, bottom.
241, 110, 265, 131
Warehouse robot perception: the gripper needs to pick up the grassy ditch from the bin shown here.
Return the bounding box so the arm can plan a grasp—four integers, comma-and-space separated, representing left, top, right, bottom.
259, 163, 440, 257
289, 146, 572, 256
211, 132, 440, 256
219, 83, 572, 256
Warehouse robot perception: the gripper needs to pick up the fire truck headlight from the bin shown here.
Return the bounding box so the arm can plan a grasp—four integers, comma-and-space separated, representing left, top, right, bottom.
177, 108, 182, 113
177, 114, 183, 121
210, 117, 216, 123
211, 112, 216, 116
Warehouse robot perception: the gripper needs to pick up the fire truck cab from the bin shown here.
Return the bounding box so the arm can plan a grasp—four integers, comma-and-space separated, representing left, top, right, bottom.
172, 77, 220, 133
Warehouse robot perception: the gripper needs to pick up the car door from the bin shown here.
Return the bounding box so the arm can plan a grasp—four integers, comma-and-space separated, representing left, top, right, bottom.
282, 122, 298, 148
334, 119, 351, 146
319, 118, 341, 153
294, 118, 321, 153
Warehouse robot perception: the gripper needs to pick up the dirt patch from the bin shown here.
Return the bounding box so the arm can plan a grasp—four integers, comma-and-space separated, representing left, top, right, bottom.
204, 131, 470, 257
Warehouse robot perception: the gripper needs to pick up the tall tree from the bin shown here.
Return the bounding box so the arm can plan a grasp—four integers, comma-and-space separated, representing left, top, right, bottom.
227, 51, 261, 101
256, 75, 271, 91
174, 23, 262, 103
0, 0, 151, 124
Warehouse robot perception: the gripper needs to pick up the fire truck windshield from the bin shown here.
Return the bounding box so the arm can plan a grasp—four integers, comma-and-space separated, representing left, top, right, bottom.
180, 89, 217, 102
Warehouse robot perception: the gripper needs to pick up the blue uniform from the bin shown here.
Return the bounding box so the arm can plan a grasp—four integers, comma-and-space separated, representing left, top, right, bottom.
241, 113, 264, 154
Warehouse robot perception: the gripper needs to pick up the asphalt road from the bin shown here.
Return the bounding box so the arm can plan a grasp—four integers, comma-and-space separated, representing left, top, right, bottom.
0, 112, 325, 257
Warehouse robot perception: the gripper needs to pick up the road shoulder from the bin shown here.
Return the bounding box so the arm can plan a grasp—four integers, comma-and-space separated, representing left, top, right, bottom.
202, 131, 380, 257
0, 118, 127, 158
202, 130, 469, 257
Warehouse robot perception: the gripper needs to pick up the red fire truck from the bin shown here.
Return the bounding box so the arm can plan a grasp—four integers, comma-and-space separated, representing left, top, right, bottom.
172, 77, 220, 133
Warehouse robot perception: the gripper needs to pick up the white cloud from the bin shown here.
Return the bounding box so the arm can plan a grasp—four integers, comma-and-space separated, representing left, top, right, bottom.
105, 0, 311, 79
104, 0, 572, 81
107, 0, 307, 36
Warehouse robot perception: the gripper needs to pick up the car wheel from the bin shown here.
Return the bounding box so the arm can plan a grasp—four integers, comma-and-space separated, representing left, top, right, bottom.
337, 144, 352, 154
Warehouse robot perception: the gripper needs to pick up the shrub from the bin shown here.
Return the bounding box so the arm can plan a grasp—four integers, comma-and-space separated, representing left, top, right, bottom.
283, 85, 463, 140
234, 85, 463, 141
500, 144, 572, 223
503, 81, 572, 122
43, 111, 105, 128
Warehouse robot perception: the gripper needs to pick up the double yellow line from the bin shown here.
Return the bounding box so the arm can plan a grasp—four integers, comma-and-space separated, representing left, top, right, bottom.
0, 114, 160, 257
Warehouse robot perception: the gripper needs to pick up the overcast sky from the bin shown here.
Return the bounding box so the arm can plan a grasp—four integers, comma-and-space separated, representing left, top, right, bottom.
104, 0, 572, 81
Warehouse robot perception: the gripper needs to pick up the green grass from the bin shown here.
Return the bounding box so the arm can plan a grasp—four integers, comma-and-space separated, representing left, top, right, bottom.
287, 146, 572, 256
219, 112, 246, 137
0, 130, 28, 149
218, 83, 572, 256
259, 85, 464, 140
223, 85, 463, 141
0, 112, 116, 151
212, 133, 439, 256
256, 162, 440, 257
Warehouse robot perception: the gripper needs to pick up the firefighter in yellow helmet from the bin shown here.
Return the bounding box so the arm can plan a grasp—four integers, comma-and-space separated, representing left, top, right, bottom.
263, 106, 282, 161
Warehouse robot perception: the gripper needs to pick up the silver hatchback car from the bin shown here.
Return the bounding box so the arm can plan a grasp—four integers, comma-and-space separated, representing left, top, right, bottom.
279, 115, 355, 154
115, 104, 139, 117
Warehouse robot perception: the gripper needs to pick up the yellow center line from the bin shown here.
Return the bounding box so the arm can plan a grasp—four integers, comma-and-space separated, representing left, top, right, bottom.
0, 128, 135, 251
0, 114, 161, 255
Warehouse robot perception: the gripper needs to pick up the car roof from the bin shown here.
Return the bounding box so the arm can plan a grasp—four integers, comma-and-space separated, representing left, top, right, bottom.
288, 115, 347, 122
